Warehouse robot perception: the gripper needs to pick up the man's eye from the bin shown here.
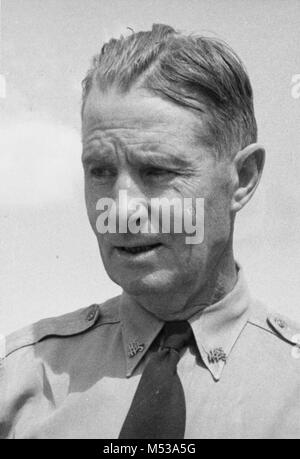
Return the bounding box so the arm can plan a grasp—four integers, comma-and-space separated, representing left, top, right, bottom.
89, 167, 116, 179
144, 168, 176, 178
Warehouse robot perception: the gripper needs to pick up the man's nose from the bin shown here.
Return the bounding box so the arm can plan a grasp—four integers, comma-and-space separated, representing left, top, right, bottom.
113, 171, 148, 221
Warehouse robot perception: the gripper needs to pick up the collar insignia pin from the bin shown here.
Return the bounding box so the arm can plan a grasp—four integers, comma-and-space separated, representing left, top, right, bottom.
128, 341, 145, 358
208, 347, 227, 364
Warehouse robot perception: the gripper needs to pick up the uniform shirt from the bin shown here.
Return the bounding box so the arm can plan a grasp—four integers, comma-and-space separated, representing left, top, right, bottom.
1, 266, 300, 439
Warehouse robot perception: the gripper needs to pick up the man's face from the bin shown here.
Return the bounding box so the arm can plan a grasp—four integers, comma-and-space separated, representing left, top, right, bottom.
82, 86, 234, 318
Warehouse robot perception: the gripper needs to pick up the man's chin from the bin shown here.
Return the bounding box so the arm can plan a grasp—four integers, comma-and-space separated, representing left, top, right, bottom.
110, 271, 176, 297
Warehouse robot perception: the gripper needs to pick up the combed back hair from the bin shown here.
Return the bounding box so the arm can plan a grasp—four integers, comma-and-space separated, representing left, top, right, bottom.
81, 23, 257, 157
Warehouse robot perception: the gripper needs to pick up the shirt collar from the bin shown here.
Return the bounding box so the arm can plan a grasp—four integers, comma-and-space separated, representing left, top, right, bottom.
188, 265, 251, 381
120, 293, 164, 377
120, 264, 251, 380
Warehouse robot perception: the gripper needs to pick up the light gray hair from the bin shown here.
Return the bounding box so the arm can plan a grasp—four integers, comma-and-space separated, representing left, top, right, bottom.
81, 23, 257, 157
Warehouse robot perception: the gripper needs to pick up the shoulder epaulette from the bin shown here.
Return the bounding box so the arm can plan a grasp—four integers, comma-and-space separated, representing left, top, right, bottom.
267, 312, 300, 346
4, 296, 121, 358
248, 300, 300, 347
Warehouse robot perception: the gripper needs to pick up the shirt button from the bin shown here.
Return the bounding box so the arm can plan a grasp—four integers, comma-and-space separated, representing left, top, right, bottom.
86, 305, 97, 322
274, 317, 287, 329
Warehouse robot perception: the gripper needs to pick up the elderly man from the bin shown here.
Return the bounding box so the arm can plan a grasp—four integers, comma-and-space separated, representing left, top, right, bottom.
1, 24, 300, 439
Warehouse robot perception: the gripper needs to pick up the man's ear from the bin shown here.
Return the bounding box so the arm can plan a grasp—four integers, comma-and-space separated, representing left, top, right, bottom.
231, 143, 265, 213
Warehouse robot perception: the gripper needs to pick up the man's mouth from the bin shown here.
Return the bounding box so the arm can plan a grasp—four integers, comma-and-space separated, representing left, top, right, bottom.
116, 243, 162, 255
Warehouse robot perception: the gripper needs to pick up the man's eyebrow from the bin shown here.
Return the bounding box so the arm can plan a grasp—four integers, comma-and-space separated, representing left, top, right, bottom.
81, 148, 115, 164
127, 150, 192, 169
82, 146, 192, 168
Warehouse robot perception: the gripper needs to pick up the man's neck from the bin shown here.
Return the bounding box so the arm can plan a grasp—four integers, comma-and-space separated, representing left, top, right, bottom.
124, 245, 238, 322
198, 251, 238, 308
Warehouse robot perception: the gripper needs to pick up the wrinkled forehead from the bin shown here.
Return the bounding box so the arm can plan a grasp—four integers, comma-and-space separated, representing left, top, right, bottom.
81, 86, 211, 149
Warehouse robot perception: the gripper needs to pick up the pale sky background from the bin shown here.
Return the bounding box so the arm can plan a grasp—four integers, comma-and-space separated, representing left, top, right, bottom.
0, 0, 299, 335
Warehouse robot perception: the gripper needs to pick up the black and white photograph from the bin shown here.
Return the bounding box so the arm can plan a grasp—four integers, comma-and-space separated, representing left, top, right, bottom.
0, 0, 300, 442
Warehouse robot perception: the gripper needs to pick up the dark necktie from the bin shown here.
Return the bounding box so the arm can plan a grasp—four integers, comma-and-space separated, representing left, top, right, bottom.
119, 321, 193, 439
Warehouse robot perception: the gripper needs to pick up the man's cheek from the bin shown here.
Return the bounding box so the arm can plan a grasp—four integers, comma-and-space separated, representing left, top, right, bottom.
86, 202, 99, 234
205, 202, 231, 246
85, 190, 100, 227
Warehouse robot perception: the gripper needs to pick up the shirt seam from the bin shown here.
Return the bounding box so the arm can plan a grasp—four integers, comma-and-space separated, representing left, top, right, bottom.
5, 319, 121, 358
247, 319, 277, 336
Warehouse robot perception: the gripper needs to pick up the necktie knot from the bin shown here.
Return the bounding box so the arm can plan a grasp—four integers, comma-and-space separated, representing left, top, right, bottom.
161, 320, 193, 354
